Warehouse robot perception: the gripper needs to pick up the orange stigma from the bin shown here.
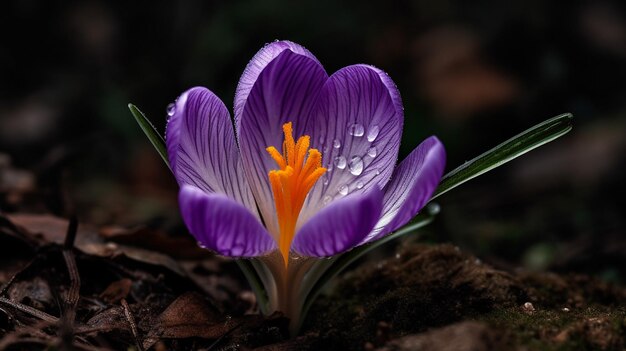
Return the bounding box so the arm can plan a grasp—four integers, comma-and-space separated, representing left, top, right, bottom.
267, 122, 327, 266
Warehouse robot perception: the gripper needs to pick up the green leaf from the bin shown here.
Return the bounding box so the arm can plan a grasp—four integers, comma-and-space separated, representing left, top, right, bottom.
128, 103, 171, 171
235, 259, 270, 315
432, 113, 573, 199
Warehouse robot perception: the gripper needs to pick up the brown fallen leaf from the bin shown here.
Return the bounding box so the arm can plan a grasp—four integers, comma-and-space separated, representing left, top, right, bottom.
100, 278, 133, 304
142, 292, 228, 348
155, 292, 224, 335
99, 225, 210, 260
83, 306, 129, 334
5, 214, 186, 276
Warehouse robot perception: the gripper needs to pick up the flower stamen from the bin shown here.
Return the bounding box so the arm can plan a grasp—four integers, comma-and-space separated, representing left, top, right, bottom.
267, 122, 327, 266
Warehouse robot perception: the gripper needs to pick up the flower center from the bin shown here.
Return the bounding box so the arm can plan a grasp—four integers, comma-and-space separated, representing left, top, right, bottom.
266, 122, 327, 266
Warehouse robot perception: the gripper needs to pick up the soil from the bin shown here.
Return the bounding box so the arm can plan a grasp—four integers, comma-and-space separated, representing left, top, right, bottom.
1, 214, 624, 351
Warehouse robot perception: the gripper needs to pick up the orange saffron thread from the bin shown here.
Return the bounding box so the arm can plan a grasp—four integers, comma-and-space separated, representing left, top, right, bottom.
266, 122, 327, 266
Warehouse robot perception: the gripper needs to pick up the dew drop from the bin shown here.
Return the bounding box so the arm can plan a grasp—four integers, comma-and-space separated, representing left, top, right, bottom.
338, 185, 349, 196
348, 123, 364, 137
196, 241, 207, 249
333, 155, 347, 169
367, 125, 380, 142
356, 181, 364, 189
375, 169, 381, 175
323, 195, 332, 204
319, 135, 325, 144
166, 103, 176, 116
367, 146, 377, 157
333, 139, 341, 149
322, 175, 329, 185
348, 156, 364, 176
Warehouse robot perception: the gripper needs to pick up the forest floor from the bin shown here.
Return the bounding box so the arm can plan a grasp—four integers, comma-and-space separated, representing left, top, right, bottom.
0, 213, 624, 351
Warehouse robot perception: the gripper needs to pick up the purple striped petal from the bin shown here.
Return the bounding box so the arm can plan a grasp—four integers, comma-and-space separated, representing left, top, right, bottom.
165, 87, 258, 215
292, 187, 383, 257
234, 40, 321, 133
179, 185, 276, 257
303, 65, 403, 216
360, 136, 446, 244
238, 49, 328, 235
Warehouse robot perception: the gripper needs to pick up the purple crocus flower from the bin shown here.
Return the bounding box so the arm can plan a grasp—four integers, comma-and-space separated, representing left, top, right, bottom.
166, 40, 446, 268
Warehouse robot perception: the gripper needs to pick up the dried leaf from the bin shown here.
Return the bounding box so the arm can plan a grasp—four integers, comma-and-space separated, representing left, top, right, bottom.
100, 278, 133, 304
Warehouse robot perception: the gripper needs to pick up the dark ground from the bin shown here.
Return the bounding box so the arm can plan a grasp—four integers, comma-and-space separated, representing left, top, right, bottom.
2, 0, 626, 350
0, 212, 624, 350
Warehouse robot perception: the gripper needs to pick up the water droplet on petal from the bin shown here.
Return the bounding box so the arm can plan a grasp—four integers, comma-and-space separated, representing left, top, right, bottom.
338, 185, 349, 196
323, 195, 332, 204
167, 103, 176, 116
319, 135, 325, 144
334, 155, 347, 169
367, 146, 377, 157
348, 123, 364, 137
348, 156, 364, 176
426, 203, 441, 215
367, 125, 380, 142
322, 175, 329, 185
197, 241, 207, 249
375, 169, 381, 175
333, 139, 341, 149
356, 181, 364, 189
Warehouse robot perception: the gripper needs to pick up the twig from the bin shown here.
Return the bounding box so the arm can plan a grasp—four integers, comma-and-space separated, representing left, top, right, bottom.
0, 273, 18, 296
59, 216, 81, 350
206, 321, 244, 351
121, 299, 144, 351
0, 296, 59, 323
63, 215, 78, 249
0, 227, 40, 295
62, 250, 81, 321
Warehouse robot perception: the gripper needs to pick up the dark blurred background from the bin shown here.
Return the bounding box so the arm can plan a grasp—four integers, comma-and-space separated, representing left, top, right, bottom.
1, 1, 625, 281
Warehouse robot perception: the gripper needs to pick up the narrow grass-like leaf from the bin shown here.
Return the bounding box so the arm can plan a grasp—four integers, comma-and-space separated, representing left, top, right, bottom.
128, 104, 271, 314
432, 113, 573, 199
128, 103, 171, 171
299, 204, 439, 328
235, 259, 270, 315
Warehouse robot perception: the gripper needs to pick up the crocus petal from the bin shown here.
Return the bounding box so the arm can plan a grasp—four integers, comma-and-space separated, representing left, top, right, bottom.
292, 187, 383, 257
360, 136, 446, 244
179, 185, 276, 257
238, 49, 328, 236
166, 87, 258, 215
304, 65, 403, 216
234, 40, 321, 132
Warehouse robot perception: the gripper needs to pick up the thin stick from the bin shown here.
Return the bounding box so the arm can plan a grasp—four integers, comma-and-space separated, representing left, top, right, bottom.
206, 321, 243, 351
62, 250, 81, 322
0, 252, 39, 296
59, 216, 81, 350
0, 296, 58, 323
121, 299, 144, 351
